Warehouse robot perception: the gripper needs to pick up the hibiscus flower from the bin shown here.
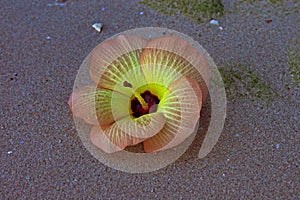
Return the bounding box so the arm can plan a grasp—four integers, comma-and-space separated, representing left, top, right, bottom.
68, 35, 209, 153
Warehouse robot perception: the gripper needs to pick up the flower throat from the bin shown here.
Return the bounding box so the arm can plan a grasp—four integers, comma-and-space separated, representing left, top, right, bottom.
131, 90, 160, 118
123, 81, 160, 118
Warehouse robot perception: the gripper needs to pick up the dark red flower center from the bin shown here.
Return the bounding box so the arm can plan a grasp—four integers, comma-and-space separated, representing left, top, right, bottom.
131, 90, 160, 118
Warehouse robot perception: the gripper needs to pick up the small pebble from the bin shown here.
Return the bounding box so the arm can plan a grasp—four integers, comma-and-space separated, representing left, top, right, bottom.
47, 2, 66, 6
139, 11, 144, 15
92, 23, 103, 32
222, 173, 226, 177
265, 19, 273, 24
276, 144, 280, 149
7, 151, 13, 154
210, 19, 219, 26
46, 36, 51, 40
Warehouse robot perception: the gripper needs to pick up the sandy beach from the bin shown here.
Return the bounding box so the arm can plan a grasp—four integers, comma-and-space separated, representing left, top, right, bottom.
1, 0, 299, 198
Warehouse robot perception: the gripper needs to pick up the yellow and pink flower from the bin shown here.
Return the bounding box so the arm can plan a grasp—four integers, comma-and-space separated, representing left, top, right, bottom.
69, 35, 209, 153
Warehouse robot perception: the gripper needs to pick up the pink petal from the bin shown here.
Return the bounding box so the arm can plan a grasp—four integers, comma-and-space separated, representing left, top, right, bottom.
143, 77, 202, 152
88, 35, 148, 91
69, 85, 129, 126
140, 36, 209, 102
90, 112, 166, 153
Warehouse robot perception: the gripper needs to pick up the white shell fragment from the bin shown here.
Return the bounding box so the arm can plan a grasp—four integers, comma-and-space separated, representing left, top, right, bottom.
210, 19, 223, 31
47, 2, 66, 6
210, 19, 219, 26
92, 23, 103, 32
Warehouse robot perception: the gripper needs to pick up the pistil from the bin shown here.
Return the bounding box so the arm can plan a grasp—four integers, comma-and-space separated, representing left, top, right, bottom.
132, 90, 149, 110
123, 81, 148, 110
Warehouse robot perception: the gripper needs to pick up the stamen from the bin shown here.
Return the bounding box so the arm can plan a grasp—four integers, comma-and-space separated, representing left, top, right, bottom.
133, 91, 148, 110
123, 81, 148, 110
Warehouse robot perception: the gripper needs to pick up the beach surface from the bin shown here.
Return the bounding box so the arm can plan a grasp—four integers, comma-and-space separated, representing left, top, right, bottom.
1, 0, 299, 198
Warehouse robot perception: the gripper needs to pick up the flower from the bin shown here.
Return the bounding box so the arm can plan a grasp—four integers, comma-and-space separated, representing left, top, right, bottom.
69, 35, 209, 153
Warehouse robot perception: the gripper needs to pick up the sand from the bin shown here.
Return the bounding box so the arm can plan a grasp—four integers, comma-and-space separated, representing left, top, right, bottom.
1, 0, 299, 199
